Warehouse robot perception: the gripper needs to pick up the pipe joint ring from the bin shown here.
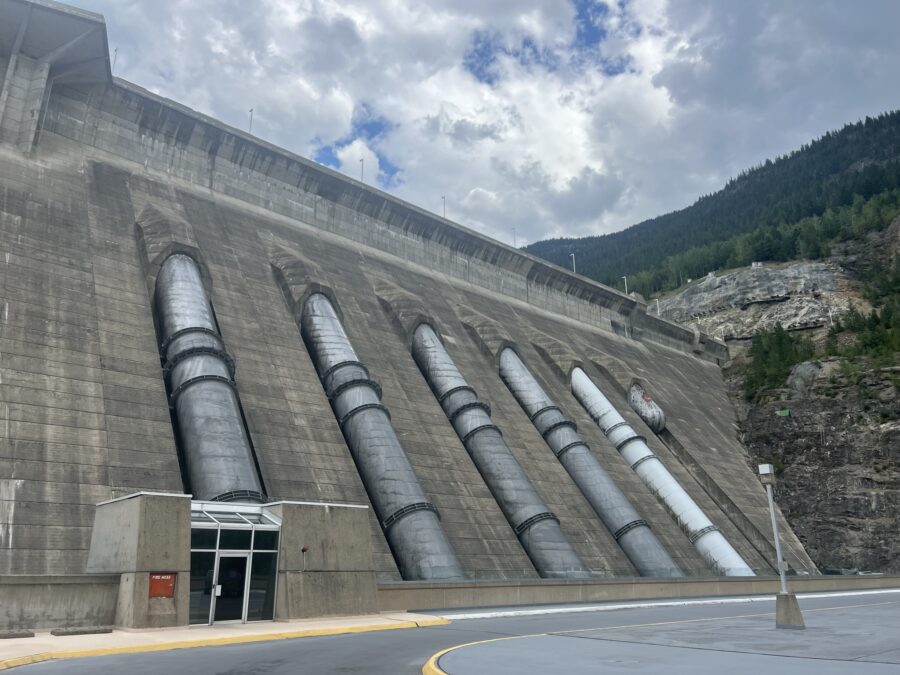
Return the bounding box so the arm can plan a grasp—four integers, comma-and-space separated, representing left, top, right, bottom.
438, 384, 476, 405
322, 359, 368, 383
616, 434, 647, 451
529, 405, 560, 422
211, 490, 267, 504
382, 502, 439, 530
461, 423, 502, 443
613, 519, 649, 540
448, 400, 491, 423
160, 326, 222, 355
688, 524, 719, 543
629, 453, 657, 470
330, 376, 382, 401
605, 421, 630, 436
169, 373, 235, 404
513, 511, 558, 536
339, 402, 390, 426
164, 345, 235, 379
541, 418, 577, 438
555, 440, 587, 458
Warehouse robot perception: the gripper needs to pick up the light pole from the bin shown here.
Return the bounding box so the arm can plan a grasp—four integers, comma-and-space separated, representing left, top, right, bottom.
570, 253, 576, 274
248, 108, 253, 134
360, 158, 364, 182
758, 463, 805, 629
622, 275, 628, 294
442, 196, 446, 218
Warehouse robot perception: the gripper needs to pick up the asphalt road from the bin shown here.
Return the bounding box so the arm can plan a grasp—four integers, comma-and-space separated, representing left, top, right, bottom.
16, 591, 900, 674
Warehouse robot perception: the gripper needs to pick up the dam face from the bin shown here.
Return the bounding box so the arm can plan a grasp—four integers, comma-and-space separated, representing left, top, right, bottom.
0, 0, 818, 628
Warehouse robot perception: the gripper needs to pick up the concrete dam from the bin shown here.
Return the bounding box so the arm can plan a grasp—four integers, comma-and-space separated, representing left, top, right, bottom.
0, 0, 831, 631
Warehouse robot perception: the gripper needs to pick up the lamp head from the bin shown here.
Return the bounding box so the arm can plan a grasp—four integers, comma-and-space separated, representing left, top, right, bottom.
758, 463, 775, 484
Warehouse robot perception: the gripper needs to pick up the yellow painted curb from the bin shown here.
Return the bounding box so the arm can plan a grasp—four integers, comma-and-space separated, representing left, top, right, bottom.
422, 636, 519, 675
0, 617, 449, 671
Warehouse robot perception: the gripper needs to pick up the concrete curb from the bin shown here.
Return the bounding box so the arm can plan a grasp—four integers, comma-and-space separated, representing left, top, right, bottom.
422, 636, 517, 675
0, 618, 449, 671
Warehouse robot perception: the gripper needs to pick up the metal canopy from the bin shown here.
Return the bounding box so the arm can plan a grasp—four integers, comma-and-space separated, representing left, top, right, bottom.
190, 501, 281, 530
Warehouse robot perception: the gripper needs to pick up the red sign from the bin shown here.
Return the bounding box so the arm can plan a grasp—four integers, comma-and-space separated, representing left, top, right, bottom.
148, 573, 176, 598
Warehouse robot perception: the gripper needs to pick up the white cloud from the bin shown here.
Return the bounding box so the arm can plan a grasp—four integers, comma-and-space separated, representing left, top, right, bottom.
83, 0, 900, 245
335, 138, 379, 183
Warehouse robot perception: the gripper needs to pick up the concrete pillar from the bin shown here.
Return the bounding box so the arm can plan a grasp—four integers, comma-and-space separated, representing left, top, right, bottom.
86, 493, 191, 629
0, 53, 49, 152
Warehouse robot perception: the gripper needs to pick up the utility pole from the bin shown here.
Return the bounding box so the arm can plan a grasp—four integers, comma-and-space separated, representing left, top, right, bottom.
248, 108, 253, 134
360, 158, 364, 182
569, 253, 576, 274
759, 464, 805, 629
622, 275, 628, 294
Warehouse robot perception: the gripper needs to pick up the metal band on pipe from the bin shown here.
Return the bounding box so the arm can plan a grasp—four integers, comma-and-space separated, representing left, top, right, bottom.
688, 524, 720, 543
160, 326, 222, 354
529, 405, 560, 422
338, 402, 391, 426
554, 440, 586, 458
448, 400, 492, 422
322, 359, 369, 382
164, 345, 235, 378
630, 453, 658, 470
616, 434, 647, 451
461, 423, 502, 443
514, 511, 559, 535
382, 502, 440, 530
169, 374, 236, 404
541, 418, 577, 438
330, 376, 383, 400
210, 490, 266, 504
605, 421, 630, 436
438, 384, 476, 405
613, 519, 649, 541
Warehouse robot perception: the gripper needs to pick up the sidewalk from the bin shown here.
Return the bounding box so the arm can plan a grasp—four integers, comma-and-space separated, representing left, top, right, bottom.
0, 612, 448, 671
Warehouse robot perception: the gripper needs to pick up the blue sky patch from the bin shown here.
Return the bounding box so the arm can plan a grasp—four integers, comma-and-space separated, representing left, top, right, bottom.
573, 0, 609, 49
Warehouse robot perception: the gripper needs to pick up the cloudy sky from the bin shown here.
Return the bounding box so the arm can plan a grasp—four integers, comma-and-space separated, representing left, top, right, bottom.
82, 0, 900, 246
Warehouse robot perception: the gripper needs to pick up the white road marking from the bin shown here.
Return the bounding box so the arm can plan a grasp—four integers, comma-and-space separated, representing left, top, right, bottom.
439, 588, 900, 620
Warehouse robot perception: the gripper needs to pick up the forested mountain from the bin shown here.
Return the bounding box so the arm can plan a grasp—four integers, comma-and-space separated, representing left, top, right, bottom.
525, 111, 900, 297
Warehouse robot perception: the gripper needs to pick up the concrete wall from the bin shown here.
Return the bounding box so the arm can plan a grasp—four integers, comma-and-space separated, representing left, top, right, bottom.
0, 575, 119, 631
271, 502, 378, 619
377, 575, 900, 612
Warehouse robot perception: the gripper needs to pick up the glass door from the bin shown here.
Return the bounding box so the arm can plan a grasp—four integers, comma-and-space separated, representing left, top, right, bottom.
213, 554, 250, 623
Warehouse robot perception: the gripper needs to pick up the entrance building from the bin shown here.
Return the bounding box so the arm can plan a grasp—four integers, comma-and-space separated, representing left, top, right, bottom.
189, 502, 281, 624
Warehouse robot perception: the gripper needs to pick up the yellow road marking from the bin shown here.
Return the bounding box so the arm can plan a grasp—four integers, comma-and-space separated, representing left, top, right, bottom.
0, 618, 449, 671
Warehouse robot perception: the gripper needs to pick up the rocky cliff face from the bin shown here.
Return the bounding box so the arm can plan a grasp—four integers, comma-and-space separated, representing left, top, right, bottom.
659, 261, 865, 339
732, 361, 899, 572
664, 221, 899, 573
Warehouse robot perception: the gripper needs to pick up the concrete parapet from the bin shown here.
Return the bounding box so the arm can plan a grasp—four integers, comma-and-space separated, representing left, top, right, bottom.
0, 575, 119, 632
376, 575, 900, 612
